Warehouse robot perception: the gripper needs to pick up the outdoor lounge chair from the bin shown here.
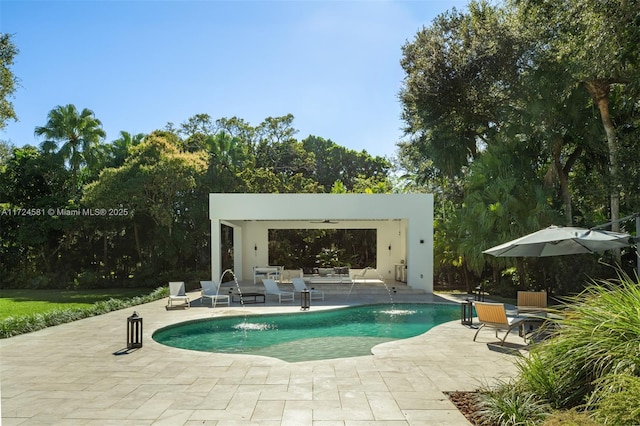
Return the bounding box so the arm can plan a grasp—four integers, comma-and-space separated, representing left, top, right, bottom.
200, 280, 230, 307
291, 277, 324, 301
168, 281, 190, 308
473, 301, 525, 345
517, 291, 548, 315
261, 278, 294, 303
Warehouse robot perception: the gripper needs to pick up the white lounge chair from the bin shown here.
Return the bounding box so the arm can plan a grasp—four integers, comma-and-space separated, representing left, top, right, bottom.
261, 278, 294, 303
292, 277, 324, 301
200, 280, 230, 307
168, 281, 190, 308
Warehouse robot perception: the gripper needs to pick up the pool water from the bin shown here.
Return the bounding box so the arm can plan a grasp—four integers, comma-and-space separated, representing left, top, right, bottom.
153, 303, 460, 362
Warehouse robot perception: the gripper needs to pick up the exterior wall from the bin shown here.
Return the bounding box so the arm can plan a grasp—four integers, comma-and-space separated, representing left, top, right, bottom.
209, 193, 434, 292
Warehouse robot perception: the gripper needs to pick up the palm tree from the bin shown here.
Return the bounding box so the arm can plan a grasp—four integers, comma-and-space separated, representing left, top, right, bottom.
109, 131, 146, 168
35, 104, 106, 190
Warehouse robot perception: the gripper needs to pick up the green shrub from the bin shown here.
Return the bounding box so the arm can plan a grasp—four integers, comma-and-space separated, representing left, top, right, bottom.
516, 271, 640, 409
0, 286, 168, 338
515, 348, 571, 408
477, 380, 550, 426
541, 409, 600, 426
74, 271, 101, 288
590, 374, 640, 425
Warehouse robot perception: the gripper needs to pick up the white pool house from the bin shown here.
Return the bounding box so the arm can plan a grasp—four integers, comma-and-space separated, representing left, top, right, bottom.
209, 193, 434, 293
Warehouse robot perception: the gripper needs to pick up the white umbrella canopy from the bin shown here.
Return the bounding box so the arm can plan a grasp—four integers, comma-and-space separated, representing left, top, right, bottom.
483, 225, 632, 257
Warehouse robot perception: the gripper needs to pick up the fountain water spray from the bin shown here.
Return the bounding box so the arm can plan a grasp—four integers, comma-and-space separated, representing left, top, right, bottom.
347, 266, 394, 305
215, 269, 242, 309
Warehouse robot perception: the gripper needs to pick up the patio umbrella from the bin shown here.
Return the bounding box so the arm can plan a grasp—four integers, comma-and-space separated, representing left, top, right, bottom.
483, 225, 632, 258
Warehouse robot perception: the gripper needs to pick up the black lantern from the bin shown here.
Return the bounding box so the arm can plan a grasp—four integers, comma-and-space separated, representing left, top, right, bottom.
474, 284, 485, 302
461, 299, 474, 326
300, 289, 310, 311
127, 311, 143, 349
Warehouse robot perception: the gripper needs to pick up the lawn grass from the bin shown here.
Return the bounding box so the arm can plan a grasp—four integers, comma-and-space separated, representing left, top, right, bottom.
0, 288, 153, 321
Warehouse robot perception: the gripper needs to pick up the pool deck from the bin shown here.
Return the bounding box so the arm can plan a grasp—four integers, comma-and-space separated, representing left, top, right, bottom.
1, 290, 528, 425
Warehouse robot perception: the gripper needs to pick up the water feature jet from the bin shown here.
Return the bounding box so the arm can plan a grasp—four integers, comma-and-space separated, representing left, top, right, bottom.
347, 267, 394, 305
215, 269, 242, 309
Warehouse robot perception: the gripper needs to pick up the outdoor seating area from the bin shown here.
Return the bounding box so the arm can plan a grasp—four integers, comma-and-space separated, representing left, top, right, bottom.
292, 277, 325, 300
261, 278, 295, 303
252, 265, 282, 284
517, 290, 548, 314
307, 267, 352, 284
167, 281, 190, 308
472, 301, 526, 345
465, 291, 561, 346
199, 280, 230, 307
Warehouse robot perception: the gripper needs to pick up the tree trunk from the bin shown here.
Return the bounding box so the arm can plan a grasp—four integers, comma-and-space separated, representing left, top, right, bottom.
133, 222, 143, 262
462, 263, 472, 293
545, 139, 583, 226
516, 257, 527, 288
558, 166, 572, 226
548, 136, 573, 225
561, 145, 583, 225
103, 233, 108, 276
586, 80, 620, 233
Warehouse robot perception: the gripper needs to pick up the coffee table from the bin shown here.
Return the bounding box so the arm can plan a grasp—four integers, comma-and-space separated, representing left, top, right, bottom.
232, 292, 265, 304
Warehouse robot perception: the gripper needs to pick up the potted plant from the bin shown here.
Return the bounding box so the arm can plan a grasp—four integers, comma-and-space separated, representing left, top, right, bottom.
315, 248, 347, 276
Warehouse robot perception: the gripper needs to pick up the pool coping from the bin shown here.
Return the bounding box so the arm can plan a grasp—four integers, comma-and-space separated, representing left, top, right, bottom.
1, 291, 527, 425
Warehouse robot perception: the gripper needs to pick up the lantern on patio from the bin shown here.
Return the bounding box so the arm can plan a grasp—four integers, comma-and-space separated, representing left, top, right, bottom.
127, 311, 143, 349
461, 298, 474, 326
300, 289, 310, 311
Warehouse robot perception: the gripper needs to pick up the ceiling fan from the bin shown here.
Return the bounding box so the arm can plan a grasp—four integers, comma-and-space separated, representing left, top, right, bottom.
310, 219, 339, 224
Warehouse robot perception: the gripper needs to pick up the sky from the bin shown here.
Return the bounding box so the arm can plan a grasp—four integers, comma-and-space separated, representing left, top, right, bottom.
1, 0, 469, 159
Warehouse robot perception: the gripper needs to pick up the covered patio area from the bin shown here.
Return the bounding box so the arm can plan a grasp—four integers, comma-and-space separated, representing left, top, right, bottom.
209, 193, 435, 293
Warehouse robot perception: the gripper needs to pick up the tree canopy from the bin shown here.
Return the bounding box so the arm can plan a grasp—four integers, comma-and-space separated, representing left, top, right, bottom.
1, 107, 392, 289
0, 33, 19, 129
398, 0, 640, 293
3, 1, 639, 295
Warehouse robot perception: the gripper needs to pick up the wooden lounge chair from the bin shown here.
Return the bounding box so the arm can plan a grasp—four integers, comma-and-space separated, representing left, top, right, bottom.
261, 278, 294, 303
168, 281, 190, 308
291, 277, 324, 301
517, 291, 548, 315
473, 301, 525, 345
200, 280, 230, 307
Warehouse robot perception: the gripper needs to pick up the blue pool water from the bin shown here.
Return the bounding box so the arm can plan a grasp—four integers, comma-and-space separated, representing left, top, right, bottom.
153, 303, 460, 362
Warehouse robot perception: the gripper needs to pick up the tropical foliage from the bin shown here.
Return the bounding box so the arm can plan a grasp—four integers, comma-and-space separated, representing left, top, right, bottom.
398, 0, 640, 293
0, 33, 19, 129
1, 110, 391, 289
477, 273, 640, 424
2, 0, 639, 295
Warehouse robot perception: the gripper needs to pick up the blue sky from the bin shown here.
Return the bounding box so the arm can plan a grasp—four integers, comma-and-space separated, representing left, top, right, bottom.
1, 0, 468, 158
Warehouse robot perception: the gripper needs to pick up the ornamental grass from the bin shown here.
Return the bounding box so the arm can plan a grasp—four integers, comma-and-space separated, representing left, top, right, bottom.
480, 271, 640, 425
517, 272, 640, 409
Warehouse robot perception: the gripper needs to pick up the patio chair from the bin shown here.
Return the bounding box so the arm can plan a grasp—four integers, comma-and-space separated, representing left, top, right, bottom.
517, 291, 548, 315
473, 301, 525, 345
200, 280, 230, 307
261, 278, 294, 303
291, 277, 324, 301
168, 281, 190, 308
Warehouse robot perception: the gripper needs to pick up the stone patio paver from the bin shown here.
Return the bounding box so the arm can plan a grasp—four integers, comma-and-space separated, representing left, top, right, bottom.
1, 290, 526, 425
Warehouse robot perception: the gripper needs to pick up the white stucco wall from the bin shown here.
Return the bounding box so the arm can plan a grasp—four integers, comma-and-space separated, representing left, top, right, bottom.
209, 193, 434, 292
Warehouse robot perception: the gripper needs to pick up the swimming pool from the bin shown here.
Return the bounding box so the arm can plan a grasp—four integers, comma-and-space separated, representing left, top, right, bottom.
153, 303, 460, 362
